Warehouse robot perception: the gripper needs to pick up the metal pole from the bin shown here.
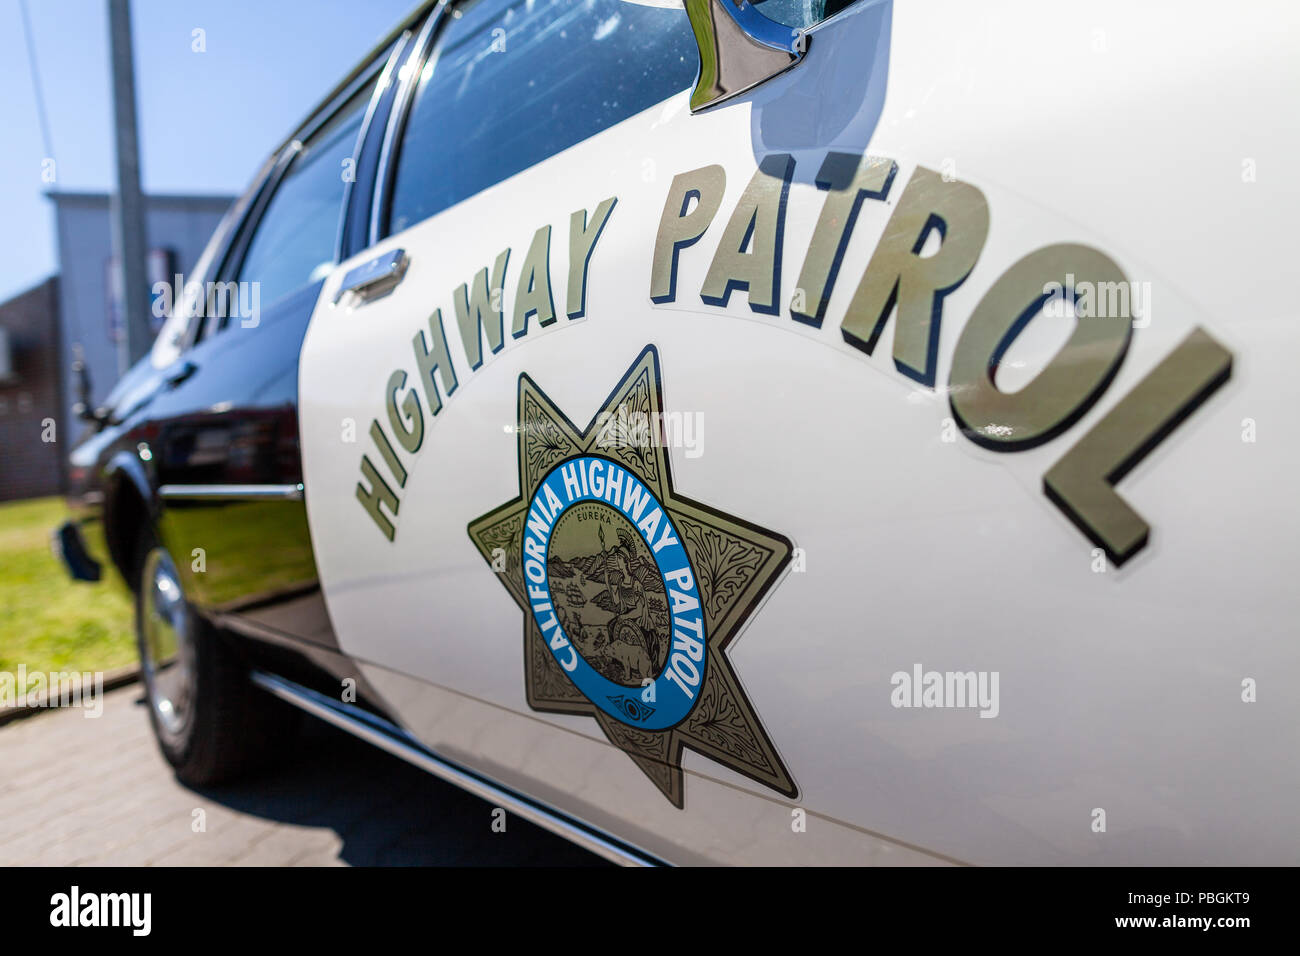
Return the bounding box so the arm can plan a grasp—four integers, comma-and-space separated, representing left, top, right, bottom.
107, 0, 151, 375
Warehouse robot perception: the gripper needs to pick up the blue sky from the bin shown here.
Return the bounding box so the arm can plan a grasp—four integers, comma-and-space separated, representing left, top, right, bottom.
0, 0, 417, 302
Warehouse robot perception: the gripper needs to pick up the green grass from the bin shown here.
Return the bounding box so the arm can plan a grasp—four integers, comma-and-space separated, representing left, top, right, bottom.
0, 497, 136, 697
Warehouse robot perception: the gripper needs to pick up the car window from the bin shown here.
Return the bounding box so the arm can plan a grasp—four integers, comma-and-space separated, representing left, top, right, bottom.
232, 80, 375, 315
385, 0, 696, 236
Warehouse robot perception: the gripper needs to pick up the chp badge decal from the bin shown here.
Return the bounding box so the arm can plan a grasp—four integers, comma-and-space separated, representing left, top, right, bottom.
467, 346, 797, 807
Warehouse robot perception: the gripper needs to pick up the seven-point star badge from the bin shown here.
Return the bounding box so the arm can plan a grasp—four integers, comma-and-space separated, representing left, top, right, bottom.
467, 345, 797, 807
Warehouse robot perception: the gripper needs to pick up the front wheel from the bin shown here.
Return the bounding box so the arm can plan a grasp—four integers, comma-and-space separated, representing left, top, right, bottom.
133, 528, 286, 786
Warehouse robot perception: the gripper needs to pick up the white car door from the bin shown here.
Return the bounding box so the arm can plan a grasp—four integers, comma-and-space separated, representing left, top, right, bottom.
298, 0, 1300, 865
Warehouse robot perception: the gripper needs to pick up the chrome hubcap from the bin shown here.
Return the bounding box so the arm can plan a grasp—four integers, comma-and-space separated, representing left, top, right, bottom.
140, 547, 195, 738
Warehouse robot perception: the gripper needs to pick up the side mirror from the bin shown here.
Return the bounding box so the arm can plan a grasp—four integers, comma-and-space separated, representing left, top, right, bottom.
685, 0, 807, 113
71, 350, 106, 425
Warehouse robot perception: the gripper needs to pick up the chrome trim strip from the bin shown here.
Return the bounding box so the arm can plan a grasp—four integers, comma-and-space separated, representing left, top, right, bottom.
209, 142, 300, 318
249, 670, 667, 867
370, 7, 444, 246
179, 157, 274, 351
159, 483, 304, 501
296, 52, 391, 158
334, 30, 413, 265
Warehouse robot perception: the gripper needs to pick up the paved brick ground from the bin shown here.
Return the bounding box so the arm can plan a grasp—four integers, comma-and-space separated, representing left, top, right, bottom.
0, 684, 604, 866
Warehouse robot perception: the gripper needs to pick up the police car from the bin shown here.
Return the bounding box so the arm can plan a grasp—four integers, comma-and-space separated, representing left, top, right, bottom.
56, 0, 1299, 865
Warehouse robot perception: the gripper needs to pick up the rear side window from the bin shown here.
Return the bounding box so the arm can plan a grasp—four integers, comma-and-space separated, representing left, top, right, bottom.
233, 81, 374, 312
385, 0, 696, 235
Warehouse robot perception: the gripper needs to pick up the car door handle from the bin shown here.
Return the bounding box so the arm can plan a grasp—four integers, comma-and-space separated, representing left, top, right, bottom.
333, 248, 409, 304
165, 360, 197, 388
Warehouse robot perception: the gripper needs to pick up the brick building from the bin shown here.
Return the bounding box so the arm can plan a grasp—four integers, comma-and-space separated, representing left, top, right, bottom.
0, 277, 63, 501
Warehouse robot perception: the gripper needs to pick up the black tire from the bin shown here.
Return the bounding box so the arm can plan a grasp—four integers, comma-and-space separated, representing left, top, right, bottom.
131, 525, 287, 786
